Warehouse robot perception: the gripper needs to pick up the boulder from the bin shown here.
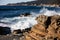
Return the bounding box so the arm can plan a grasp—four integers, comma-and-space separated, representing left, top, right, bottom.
20, 13, 31, 16
0, 26, 11, 35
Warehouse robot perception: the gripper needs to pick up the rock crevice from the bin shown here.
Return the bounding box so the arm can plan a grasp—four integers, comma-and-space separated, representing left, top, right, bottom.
24, 15, 60, 40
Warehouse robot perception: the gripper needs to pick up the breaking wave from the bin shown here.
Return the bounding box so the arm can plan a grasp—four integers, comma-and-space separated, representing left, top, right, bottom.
0, 7, 60, 32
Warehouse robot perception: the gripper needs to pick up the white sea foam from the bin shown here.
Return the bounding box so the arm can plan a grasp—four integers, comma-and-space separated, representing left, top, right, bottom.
10, 16, 37, 32
39, 8, 60, 16
0, 16, 37, 32
43, 9, 60, 16
0, 7, 60, 32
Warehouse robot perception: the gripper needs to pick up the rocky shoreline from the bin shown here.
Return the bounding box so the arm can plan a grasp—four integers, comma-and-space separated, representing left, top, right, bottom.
0, 15, 60, 40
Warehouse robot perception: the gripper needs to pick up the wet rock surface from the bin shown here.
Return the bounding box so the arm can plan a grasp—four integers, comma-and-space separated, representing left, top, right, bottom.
0, 27, 11, 35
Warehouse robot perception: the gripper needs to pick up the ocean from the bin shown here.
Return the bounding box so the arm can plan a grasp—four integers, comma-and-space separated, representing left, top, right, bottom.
0, 6, 60, 32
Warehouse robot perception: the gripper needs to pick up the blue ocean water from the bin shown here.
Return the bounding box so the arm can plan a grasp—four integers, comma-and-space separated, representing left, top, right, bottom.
0, 6, 60, 18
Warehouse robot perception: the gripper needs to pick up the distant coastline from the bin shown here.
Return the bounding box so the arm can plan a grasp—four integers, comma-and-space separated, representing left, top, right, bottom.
0, 0, 60, 7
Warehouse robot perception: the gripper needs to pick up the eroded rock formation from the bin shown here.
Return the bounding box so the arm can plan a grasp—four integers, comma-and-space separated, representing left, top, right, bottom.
24, 15, 60, 40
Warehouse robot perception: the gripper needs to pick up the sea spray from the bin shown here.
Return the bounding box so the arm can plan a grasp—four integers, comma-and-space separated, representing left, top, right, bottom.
10, 16, 37, 32
0, 7, 60, 32
0, 16, 37, 32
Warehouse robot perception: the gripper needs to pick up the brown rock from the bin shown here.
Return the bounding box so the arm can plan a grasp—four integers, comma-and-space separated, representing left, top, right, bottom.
36, 15, 48, 25
57, 27, 60, 39
50, 15, 60, 29
33, 24, 46, 32
24, 15, 60, 40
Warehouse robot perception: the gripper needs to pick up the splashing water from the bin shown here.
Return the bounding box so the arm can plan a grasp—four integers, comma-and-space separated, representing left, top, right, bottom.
0, 16, 37, 32
0, 7, 60, 32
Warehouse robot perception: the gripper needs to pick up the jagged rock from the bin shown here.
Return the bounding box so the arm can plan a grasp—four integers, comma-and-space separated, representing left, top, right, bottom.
36, 15, 48, 25
20, 13, 31, 17
0, 15, 60, 40
50, 15, 60, 29
24, 15, 60, 40
46, 26, 57, 40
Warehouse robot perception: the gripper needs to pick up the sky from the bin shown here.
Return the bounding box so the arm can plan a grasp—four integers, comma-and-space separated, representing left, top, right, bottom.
0, 0, 35, 5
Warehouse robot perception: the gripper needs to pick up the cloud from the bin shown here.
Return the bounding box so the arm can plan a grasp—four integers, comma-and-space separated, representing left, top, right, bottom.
0, 0, 35, 5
